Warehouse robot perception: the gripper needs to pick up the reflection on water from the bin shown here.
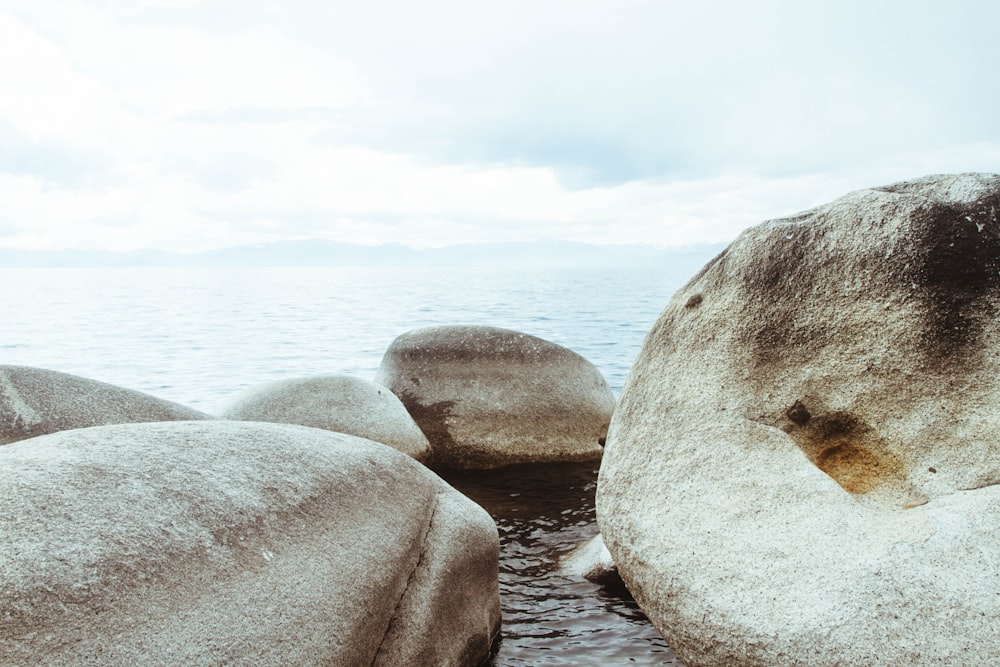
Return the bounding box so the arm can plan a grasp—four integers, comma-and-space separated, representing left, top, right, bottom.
443, 463, 681, 666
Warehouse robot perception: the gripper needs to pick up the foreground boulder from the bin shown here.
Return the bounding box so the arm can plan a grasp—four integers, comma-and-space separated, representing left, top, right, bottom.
0, 365, 210, 444
376, 325, 615, 469
220, 374, 431, 462
597, 173, 1000, 666
0, 421, 500, 666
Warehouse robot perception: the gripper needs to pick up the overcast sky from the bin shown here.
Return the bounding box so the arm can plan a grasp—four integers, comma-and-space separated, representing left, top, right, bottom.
1, 0, 997, 252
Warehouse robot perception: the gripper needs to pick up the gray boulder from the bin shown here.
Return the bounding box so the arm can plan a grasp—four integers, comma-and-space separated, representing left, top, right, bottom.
559, 534, 617, 582
220, 374, 431, 462
597, 173, 1000, 666
376, 325, 615, 469
0, 365, 210, 444
0, 420, 500, 666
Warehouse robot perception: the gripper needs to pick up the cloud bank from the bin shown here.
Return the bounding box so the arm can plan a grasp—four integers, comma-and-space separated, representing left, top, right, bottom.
1, 0, 998, 252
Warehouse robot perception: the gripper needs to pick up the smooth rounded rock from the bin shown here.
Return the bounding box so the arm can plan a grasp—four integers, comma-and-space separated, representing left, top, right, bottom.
220, 374, 431, 462
376, 325, 615, 469
0, 420, 500, 666
0, 365, 211, 445
559, 534, 617, 582
597, 173, 1000, 667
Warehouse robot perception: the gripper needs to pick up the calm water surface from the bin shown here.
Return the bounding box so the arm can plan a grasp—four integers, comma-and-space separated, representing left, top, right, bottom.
446, 463, 680, 665
1, 265, 697, 665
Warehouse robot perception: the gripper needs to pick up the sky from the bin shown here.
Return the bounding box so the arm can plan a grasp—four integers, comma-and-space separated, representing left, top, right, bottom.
0, 0, 998, 253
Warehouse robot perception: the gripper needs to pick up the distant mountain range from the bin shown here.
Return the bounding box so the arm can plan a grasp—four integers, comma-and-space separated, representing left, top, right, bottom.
0, 239, 728, 270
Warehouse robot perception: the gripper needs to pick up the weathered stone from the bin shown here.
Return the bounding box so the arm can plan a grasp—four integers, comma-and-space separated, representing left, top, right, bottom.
0, 365, 211, 445
220, 374, 430, 462
376, 325, 615, 469
597, 173, 1000, 666
559, 534, 617, 582
0, 421, 500, 666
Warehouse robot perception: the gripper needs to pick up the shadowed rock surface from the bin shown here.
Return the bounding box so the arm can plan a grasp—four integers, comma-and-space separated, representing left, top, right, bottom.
0, 421, 500, 666
220, 374, 431, 462
597, 173, 1000, 666
0, 365, 211, 444
376, 325, 615, 469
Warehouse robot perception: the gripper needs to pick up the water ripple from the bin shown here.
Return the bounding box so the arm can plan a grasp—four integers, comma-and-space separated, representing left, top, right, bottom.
445, 463, 681, 666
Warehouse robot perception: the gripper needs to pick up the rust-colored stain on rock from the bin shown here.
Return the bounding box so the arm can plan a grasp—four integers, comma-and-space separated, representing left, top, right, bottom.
785, 408, 907, 500
814, 442, 894, 495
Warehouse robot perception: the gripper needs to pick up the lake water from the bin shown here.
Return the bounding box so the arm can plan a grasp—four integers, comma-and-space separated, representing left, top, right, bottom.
1, 264, 701, 665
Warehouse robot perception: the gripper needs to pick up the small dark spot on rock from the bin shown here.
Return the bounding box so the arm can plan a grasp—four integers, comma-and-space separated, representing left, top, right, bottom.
928, 466, 937, 473
598, 437, 606, 447
685, 294, 704, 309
786, 400, 811, 425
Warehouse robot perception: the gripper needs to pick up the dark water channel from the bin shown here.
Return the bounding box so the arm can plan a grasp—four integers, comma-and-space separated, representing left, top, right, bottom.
444, 463, 682, 666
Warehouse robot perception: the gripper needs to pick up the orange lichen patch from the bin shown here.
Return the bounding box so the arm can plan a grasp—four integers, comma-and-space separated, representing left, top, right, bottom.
783, 407, 913, 504
814, 442, 901, 495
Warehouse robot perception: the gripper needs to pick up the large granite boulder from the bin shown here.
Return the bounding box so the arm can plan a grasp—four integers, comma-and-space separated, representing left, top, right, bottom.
597, 173, 1000, 666
0, 365, 211, 445
0, 420, 500, 666
376, 325, 615, 469
220, 374, 431, 462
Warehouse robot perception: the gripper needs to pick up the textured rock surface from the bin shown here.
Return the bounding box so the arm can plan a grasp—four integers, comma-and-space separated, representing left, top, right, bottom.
559, 534, 617, 582
0, 421, 500, 666
220, 374, 430, 462
0, 365, 211, 445
376, 325, 615, 469
597, 173, 1000, 666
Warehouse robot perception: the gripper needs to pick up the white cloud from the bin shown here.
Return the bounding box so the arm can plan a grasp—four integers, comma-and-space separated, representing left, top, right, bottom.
98, 29, 363, 118
0, 13, 131, 145
0, 0, 997, 253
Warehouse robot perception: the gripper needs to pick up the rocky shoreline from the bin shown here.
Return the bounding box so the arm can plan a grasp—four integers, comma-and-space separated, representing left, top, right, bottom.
1, 325, 615, 666
4, 173, 999, 666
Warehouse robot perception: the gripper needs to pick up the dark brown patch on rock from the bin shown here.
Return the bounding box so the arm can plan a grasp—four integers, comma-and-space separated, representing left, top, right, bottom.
735, 219, 830, 368
723, 180, 1000, 372
904, 194, 1000, 364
